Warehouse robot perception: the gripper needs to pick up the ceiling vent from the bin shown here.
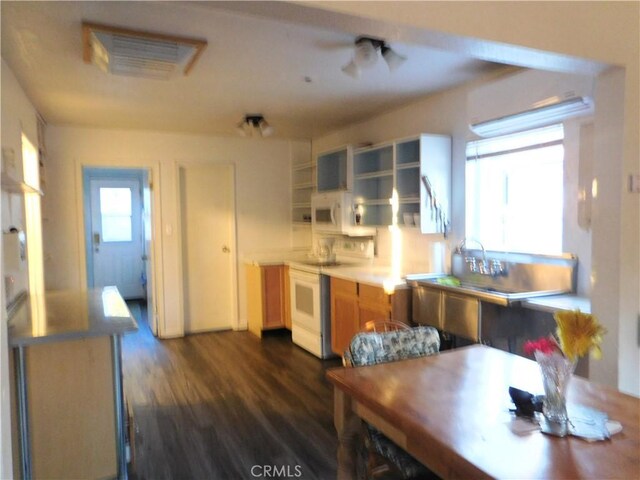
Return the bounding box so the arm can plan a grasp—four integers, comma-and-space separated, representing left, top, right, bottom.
82, 22, 207, 80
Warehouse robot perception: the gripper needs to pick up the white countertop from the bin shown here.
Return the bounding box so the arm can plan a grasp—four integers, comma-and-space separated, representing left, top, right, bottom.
245, 249, 438, 290
522, 294, 591, 314
243, 250, 309, 266
247, 253, 585, 305
322, 265, 409, 289
8, 287, 138, 347
301, 262, 437, 289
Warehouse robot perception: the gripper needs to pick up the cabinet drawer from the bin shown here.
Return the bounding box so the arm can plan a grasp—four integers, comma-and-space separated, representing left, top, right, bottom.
331, 277, 357, 296
412, 287, 442, 329
359, 284, 389, 307
443, 293, 480, 341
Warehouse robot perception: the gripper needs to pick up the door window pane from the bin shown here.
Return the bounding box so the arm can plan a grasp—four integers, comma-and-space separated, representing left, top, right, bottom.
100, 188, 132, 215
100, 187, 133, 242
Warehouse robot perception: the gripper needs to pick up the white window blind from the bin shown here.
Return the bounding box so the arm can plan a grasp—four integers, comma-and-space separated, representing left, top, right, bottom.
466, 124, 564, 159
465, 124, 564, 254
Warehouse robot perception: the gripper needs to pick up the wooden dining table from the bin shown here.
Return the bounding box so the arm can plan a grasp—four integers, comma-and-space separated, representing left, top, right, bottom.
326, 345, 640, 479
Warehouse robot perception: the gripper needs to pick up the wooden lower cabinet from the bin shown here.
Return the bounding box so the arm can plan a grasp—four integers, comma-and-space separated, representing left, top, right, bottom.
330, 277, 411, 355
358, 282, 392, 326
358, 301, 390, 327
283, 266, 291, 330
10, 336, 119, 479
331, 278, 359, 355
247, 264, 289, 337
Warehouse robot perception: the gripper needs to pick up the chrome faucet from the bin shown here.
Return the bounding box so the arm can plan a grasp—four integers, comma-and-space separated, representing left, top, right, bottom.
456, 238, 488, 274
489, 259, 507, 277
455, 239, 508, 277
455, 238, 486, 258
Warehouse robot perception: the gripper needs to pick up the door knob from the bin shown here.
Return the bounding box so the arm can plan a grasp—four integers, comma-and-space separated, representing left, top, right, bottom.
222, 246, 230, 253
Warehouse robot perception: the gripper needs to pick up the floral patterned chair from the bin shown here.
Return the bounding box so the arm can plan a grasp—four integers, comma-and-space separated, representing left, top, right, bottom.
345, 326, 441, 480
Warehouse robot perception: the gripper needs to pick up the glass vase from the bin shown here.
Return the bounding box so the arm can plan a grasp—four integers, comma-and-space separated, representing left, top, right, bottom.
534, 351, 576, 434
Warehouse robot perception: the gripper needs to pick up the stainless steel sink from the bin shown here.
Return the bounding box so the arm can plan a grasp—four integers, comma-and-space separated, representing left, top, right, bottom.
408, 251, 577, 346
422, 279, 566, 305
410, 279, 569, 342
406, 275, 568, 306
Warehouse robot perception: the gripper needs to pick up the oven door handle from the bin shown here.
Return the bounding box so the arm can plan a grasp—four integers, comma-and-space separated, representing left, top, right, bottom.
330, 203, 337, 226
290, 269, 321, 284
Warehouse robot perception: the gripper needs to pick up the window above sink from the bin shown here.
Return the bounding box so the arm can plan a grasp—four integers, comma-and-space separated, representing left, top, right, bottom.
465, 124, 564, 255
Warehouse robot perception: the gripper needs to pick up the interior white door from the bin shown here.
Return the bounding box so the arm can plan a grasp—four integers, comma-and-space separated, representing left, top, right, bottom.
90, 178, 145, 299
180, 164, 234, 333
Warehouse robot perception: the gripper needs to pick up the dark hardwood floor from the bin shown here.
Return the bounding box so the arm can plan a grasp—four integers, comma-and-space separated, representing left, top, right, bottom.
123, 302, 342, 480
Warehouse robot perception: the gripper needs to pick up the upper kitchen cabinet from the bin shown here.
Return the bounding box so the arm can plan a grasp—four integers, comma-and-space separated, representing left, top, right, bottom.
291, 142, 314, 225
399, 134, 451, 234
316, 145, 352, 192
352, 134, 451, 232
353, 143, 394, 226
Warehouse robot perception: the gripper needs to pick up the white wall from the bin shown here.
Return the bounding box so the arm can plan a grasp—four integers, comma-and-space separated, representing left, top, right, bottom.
312, 72, 472, 273
562, 119, 593, 297
0, 58, 41, 480
312, 1, 639, 395
313, 70, 593, 289
44, 126, 305, 336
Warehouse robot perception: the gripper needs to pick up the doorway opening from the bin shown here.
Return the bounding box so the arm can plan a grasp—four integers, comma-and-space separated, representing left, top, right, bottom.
82, 167, 156, 334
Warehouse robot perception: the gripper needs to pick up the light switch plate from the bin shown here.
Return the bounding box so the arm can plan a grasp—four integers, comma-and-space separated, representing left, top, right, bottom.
2, 147, 16, 174
629, 174, 640, 193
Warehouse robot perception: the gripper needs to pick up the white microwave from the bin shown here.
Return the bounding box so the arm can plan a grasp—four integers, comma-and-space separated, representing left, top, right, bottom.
311, 191, 375, 236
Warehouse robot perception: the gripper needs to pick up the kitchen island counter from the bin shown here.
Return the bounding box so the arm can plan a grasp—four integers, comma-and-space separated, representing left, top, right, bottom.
8, 286, 137, 347
8, 286, 135, 480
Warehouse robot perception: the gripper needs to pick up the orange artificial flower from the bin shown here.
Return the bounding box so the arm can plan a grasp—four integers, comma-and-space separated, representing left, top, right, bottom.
554, 310, 606, 361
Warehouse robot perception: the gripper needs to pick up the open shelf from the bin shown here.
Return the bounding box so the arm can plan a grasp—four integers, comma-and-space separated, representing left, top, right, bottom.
290, 143, 314, 229
396, 162, 420, 170
292, 182, 314, 190
354, 170, 394, 180
292, 162, 315, 172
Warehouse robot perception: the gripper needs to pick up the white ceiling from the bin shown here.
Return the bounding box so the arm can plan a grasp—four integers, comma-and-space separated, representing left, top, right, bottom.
1, 1, 503, 139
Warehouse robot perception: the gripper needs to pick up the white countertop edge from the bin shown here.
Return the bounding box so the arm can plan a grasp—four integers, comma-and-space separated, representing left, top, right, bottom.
245, 253, 439, 290
8, 288, 139, 347
325, 268, 409, 290
522, 295, 591, 314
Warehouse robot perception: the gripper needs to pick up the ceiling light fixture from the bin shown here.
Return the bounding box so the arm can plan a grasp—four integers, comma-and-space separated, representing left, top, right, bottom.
469, 97, 593, 137
341, 36, 407, 79
237, 114, 274, 137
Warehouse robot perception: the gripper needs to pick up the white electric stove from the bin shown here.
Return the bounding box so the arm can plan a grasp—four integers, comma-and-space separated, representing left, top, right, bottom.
288, 238, 374, 358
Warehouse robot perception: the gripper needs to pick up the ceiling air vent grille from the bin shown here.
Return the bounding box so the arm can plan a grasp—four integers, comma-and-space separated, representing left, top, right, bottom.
83, 22, 207, 80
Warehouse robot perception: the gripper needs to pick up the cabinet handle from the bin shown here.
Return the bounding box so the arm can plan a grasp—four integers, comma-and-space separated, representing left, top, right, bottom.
222, 245, 231, 253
